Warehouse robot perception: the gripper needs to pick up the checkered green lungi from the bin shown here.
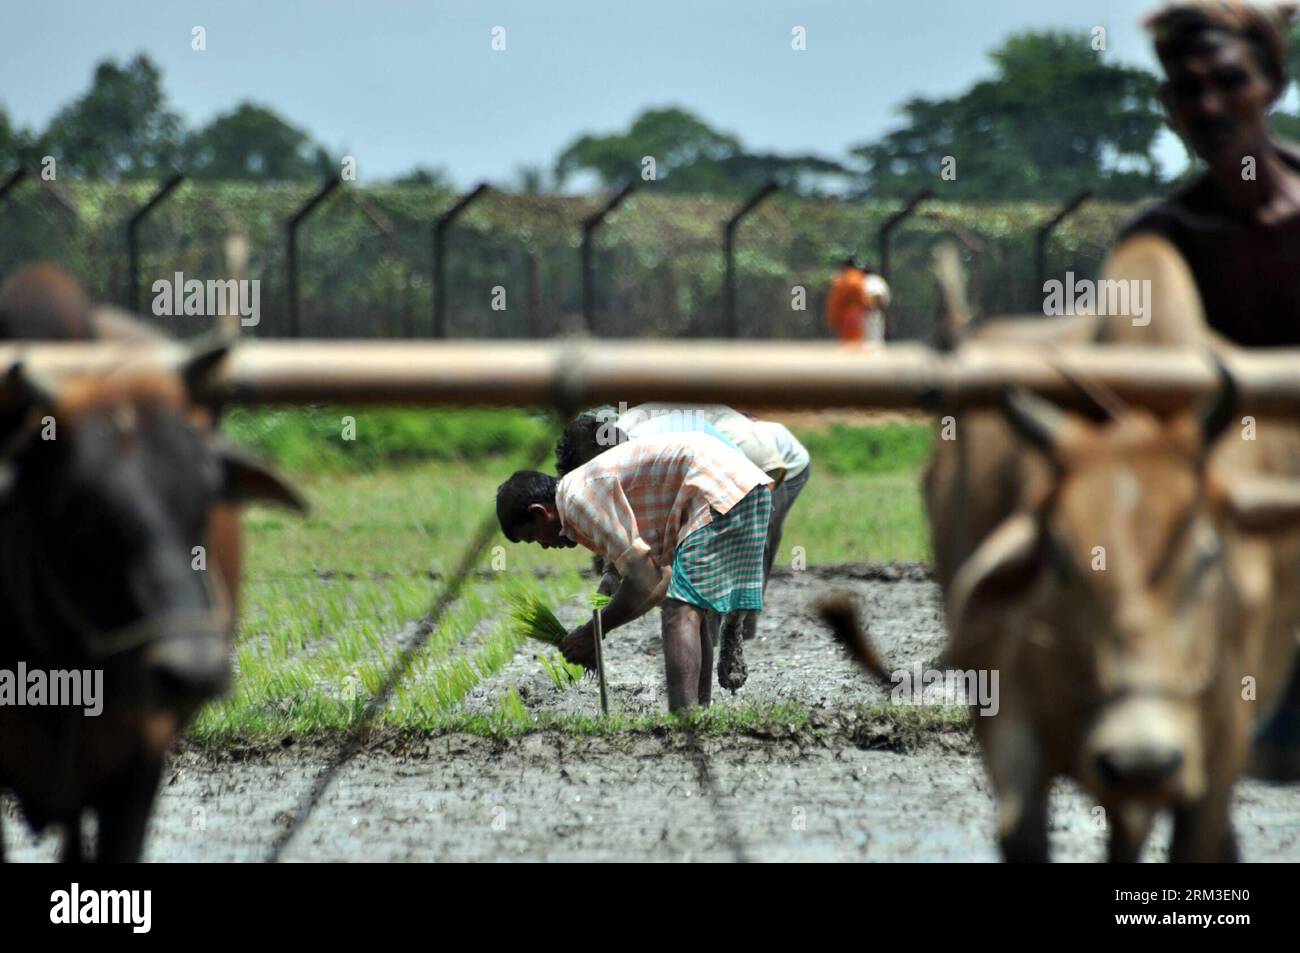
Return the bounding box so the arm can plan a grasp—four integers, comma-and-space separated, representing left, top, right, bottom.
666, 486, 772, 613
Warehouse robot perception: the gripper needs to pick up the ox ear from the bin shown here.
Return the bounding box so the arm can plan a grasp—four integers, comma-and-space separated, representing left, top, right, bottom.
4, 361, 58, 411
1222, 476, 1300, 534
945, 512, 1040, 653
209, 435, 308, 513
0, 364, 57, 499
180, 340, 231, 405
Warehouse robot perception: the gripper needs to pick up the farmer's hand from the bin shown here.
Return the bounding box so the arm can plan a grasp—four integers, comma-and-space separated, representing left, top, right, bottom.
649, 563, 672, 607
560, 621, 597, 671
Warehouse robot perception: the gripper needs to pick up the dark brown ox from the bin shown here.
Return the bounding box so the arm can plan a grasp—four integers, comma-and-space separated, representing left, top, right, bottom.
0, 264, 250, 619
0, 266, 304, 861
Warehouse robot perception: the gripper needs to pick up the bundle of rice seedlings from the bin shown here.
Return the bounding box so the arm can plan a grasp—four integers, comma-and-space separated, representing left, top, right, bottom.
506, 593, 568, 646
538, 651, 583, 689
590, 592, 612, 610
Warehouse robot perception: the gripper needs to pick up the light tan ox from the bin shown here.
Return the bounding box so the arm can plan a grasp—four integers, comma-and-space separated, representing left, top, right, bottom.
829, 241, 1300, 862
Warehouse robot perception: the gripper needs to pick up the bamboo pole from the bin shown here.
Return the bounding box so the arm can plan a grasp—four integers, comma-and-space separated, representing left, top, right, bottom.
3, 340, 1300, 414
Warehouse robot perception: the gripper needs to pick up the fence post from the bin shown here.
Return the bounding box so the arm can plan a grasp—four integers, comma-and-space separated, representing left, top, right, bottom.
126, 172, 184, 312
526, 250, 541, 338
431, 182, 490, 338
581, 182, 638, 335
1035, 190, 1092, 301
877, 187, 933, 284
286, 175, 342, 338
722, 180, 779, 339
0, 169, 81, 283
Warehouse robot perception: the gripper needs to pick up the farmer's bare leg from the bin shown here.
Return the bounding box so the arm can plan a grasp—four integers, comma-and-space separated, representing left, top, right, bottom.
661, 598, 706, 713
761, 481, 787, 592
747, 491, 780, 642
718, 612, 749, 692
765, 467, 809, 583
749, 472, 804, 641
698, 612, 719, 706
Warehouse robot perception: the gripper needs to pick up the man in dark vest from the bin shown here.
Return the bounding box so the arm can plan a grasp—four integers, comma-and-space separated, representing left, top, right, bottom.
1101, 1, 1300, 779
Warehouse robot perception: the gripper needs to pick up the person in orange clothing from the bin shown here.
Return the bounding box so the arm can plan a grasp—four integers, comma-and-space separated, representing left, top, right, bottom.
826, 257, 891, 345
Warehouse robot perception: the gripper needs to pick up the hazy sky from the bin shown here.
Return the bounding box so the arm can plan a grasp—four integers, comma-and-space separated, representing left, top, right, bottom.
4, 0, 1196, 187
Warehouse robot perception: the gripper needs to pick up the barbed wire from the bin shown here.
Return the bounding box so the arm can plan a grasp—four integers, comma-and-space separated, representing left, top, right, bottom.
264, 414, 564, 862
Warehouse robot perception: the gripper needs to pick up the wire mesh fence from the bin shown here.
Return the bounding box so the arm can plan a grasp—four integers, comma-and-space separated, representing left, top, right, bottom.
0, 180, 1141, 341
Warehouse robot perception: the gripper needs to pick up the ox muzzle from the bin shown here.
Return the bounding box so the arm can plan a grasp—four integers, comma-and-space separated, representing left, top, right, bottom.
1083, 690, 1203, 802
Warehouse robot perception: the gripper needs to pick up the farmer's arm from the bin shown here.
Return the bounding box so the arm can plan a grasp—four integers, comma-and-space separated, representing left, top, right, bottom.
601, 547, 667, 628
559, 544, 665, 669
557, 478, 664, 668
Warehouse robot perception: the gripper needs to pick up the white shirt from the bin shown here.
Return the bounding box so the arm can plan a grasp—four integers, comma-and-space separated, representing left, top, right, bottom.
751, 420, 810, 481
615, 404, 786, 478
864, 273, 892, 309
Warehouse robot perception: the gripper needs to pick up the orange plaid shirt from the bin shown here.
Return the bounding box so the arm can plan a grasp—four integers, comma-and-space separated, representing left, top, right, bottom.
556, 432, 772, 574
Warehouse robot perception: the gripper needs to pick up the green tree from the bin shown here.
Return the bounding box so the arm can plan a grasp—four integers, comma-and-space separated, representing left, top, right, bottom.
41, 55, 183, 179
393, 165, 452, 187
715, 151, 849, 195
555, 107, 739, 190
183, 102, 333, 181
511, 163, 551, 194
1268, 23, 1300, 142
852, 32, 1165, 200
0, 106, 36, 168
553, 106, 847, 196
1, 107, 15, 159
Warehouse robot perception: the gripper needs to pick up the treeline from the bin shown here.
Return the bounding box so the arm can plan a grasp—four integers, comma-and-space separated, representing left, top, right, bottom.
5, 29, 1299, 202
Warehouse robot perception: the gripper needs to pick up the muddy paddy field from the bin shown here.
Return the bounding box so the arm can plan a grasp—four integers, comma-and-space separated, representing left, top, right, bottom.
7, 565, 1299, 862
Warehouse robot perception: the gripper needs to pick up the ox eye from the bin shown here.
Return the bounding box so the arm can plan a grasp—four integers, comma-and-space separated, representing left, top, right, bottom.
1178, 529, 1222, 596
1192, 545, 1221, 582
1191, 527, 1222, 575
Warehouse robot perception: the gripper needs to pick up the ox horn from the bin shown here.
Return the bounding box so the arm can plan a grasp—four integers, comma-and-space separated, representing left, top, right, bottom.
1001, 387, 1067, 457
4, 361, 59, 409
1198, 353, 1238, 451
941, 511, 1040, 670
932, 241, 970, 351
